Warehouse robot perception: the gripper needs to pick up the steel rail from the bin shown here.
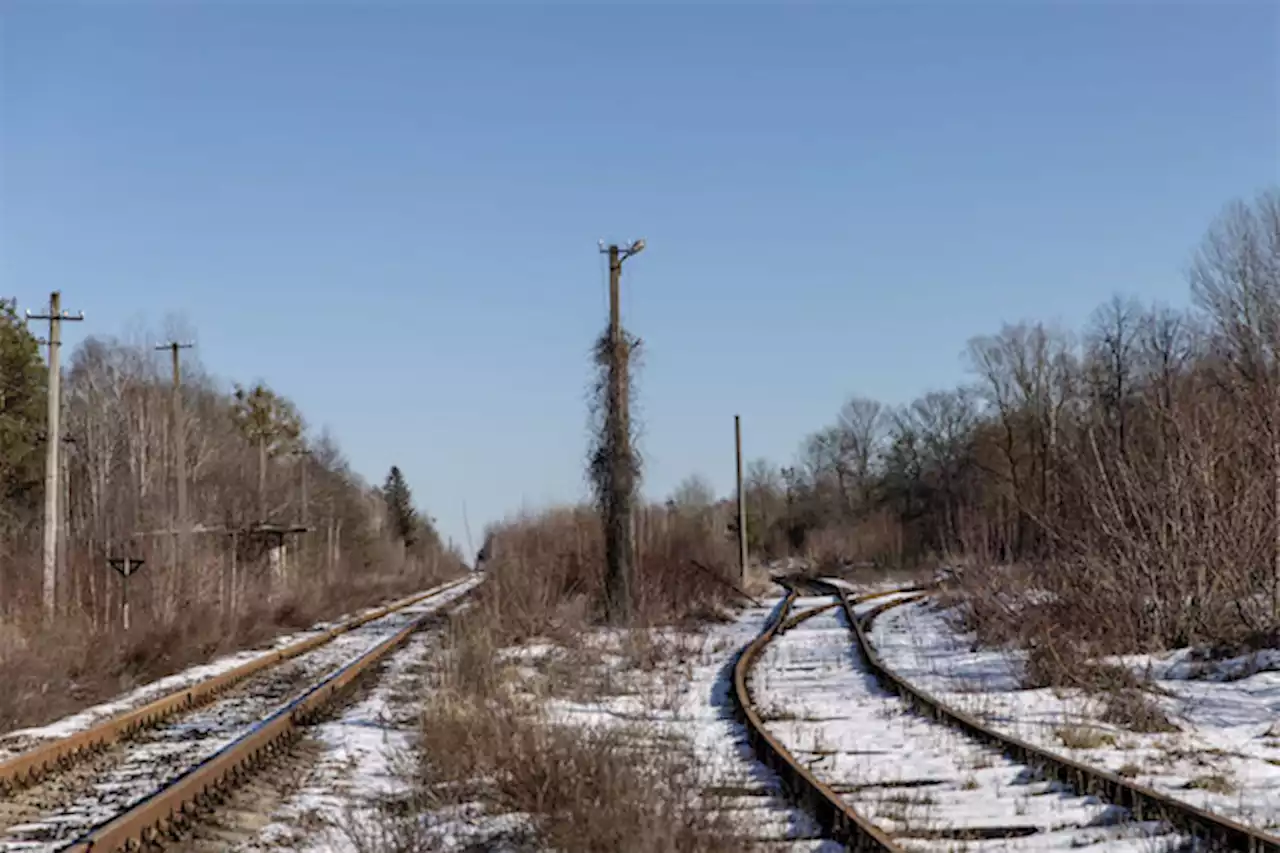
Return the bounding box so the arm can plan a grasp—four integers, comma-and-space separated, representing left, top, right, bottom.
0, 574, 475, 794
730, 584, 917, 852
61, 576, 477, 853
829, 584, 1280, 853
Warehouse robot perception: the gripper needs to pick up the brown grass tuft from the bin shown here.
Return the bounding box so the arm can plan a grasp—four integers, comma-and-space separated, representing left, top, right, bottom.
0, 565, 460, 732
1100, 688, 1179, 734
344, 502, 746, 852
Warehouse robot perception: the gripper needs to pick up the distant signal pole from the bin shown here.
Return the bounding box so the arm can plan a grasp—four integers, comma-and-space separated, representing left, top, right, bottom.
27, 292, 84, 619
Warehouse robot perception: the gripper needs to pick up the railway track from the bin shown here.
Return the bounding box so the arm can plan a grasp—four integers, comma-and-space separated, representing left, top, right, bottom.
732, 581, 1280, 852
0, 574, 481, 853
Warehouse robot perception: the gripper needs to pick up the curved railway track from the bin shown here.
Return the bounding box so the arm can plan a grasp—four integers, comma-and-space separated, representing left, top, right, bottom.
732, 580, 1280, 853
0, 574, 481, 853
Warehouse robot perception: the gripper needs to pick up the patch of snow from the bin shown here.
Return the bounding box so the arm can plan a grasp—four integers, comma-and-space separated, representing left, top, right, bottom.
0, 580, 469, 762
246, 595, 844, 851
539, 597, 843, 851
818, 576, 922, 597
872, 598, 1280, 836
1, 578, 481, 853
239, 629, 440, 853
750, 604, 1192, 851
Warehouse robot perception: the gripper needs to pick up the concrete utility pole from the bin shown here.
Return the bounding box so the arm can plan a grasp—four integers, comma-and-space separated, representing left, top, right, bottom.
27, 292, 84, 619
735, 414, 748, 584
599, 238, 645, 625
157, 342, 194, 573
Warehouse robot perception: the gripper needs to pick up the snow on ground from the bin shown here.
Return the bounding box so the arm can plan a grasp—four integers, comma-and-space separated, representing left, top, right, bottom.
818, 576, 924, 596
536, 597, 841, 850
871, 598, 1280, 835
236, 593, 858, 851
0, 578, 483, 853
234, 624, 442, 852
750, 601, 1191, 852
0, 580, 467, 762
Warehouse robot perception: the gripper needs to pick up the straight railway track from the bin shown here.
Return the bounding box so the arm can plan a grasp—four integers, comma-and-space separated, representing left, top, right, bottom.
0, 574, 481, 853
731, 580, 1280, 853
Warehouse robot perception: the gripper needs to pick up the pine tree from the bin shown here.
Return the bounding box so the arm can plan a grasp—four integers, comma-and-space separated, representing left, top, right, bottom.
382, 465, 417, 544
0, 299, 48, 530
230, 382, 303, 454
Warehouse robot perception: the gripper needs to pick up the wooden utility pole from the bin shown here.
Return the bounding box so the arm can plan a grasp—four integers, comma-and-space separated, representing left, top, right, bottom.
228, 530, 238, 618
600, 238, 645, 625
59, 434, 73, 612
27, 292, 84, 619
156, 342, 194, 577
292, 448, 310, 527
735, 414, 748, 584
258, 437, 268, 524
288, 448, 311, 583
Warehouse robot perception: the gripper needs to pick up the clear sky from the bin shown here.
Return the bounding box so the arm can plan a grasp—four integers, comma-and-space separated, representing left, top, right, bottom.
1, 2, 1276, 555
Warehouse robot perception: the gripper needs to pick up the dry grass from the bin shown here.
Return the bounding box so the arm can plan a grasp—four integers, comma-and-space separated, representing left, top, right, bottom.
1100, 688, 1178, 734
0, 563, 460, 732
407, 693, 734, 853
1055, 725, 1116, 750
944, 563, 1204, 736
335, 504, 746, 851
474, 504, 743, 644
1184, 772, 1237, 795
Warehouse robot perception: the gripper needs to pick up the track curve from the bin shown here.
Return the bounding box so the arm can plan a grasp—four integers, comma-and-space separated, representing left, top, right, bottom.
734, 578, 1278, 852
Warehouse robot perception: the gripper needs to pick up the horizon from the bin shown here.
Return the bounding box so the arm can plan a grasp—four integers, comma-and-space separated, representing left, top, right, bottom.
3, 2, 1276, 551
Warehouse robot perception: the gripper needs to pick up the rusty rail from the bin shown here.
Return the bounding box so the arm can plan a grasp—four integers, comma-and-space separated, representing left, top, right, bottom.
0, 574, 474, 793
827, 585, 1280, 853
62, 578, 474, 853
729, 585, 915, 852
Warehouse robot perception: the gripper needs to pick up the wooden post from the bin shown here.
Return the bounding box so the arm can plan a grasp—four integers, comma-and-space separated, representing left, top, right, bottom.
736, 414, 748, 584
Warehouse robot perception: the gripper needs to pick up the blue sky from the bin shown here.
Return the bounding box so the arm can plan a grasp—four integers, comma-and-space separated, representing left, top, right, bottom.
1, 2, 1276, 554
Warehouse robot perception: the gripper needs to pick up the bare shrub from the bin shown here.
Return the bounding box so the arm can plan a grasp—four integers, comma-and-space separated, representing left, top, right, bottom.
1185, 772, 1237, 795
472, 501, 741, 646
1055, 725, 1116, 750
1101, 689, 1178, 734
407, 668, 734, 852
0, 315, 468, 730
0, 562, 458, 731
367, 483, 744, 852
344, 700, 733, 853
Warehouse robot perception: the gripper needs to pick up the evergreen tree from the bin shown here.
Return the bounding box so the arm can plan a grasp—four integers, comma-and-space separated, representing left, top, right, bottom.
0, 299, 47, 529
382, 465, 417, 544
230, 382, 303, 454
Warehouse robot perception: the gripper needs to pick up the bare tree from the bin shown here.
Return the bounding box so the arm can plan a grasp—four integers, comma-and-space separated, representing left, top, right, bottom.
835, 396, 887, 512
1191, 188, 1280, 626
909, 388, 978, 553
1084, 295, 1143, 458
668, 474, 716, 510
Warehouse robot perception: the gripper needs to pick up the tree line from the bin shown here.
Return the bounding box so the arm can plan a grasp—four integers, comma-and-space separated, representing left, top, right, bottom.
0, 312, 454, 632
727, 188, 1279, 651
